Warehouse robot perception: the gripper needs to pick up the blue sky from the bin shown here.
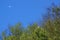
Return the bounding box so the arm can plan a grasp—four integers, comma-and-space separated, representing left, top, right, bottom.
0, 0, 60, 33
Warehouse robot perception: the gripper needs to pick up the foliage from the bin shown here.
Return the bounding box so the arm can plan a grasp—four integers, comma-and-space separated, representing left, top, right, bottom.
1, 5, 60, 40
43, 5, 60, 40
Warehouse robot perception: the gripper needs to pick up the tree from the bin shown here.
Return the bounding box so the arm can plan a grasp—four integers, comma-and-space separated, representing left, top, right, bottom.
2, 4, 60, 40
44, 4, 60, 40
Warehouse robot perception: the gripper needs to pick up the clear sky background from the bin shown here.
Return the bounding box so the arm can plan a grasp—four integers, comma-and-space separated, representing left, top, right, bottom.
0, 0, 60, 33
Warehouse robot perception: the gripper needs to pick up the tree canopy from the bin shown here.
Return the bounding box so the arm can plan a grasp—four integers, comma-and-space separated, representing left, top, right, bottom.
1, 4, 60, 40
